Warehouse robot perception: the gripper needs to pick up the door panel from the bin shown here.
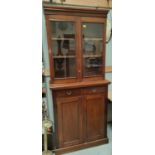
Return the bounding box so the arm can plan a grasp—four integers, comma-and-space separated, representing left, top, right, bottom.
46, 15, 80, 83
56, 96, 84, 147
50, 20, 77, 79
81, 22, 105, 77
85, 94, 107, 141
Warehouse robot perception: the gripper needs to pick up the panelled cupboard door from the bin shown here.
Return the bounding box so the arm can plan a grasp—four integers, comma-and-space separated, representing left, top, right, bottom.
56, 96, 84, 147
84, 94, 107, 142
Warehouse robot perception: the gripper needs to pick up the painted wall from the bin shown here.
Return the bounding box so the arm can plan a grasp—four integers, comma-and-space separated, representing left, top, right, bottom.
105, 10, 112, 91
42, 11, 55, 125
52, 0, 112, 8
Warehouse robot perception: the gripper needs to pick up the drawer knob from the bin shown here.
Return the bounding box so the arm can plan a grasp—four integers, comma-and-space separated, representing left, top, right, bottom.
66, 90, 72, 95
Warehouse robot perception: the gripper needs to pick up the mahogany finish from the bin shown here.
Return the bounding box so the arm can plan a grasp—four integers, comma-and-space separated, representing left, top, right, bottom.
50, 80, 110, 90
56, 96, 83, 147
43, 4, 110, 155
85, 93, 107, 141
52, 85, 109, 154
43, 3, 109, 17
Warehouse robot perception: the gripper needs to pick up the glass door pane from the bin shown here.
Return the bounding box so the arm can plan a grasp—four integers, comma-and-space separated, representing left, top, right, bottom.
50, 21, 76, 79
82, 23, 104, 77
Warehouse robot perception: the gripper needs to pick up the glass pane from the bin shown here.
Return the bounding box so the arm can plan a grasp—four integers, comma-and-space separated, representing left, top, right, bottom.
82, 23, 104, 77
50, 21, 76, 79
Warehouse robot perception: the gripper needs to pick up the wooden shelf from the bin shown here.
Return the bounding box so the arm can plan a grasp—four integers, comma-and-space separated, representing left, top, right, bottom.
86, 65, 102, 68
52, 38, 102, 41
53, 55, 75, 58
84, 38, 103, 41
50, 80, 111, 90
84, 55, 101, 58
52, 38, 75, 41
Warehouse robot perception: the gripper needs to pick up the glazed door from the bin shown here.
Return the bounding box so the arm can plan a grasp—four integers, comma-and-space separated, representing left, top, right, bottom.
84, 94, 107, 142
81, 17, 106, 79
56, 96, 84, 147
46, 15, 80, 83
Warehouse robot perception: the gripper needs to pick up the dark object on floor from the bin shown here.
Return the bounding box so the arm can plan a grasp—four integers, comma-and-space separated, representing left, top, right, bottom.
107, 99, 112, 123
42, 133, 55, 151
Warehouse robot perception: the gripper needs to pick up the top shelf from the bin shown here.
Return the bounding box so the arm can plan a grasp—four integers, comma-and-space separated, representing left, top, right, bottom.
52, 38, 75, 41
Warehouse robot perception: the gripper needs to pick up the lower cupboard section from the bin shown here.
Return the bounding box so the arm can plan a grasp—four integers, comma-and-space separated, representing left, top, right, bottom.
52, 85, 108, 154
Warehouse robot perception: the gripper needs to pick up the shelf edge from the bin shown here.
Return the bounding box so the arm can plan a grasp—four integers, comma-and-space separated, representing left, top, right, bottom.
50, 79, 111, 90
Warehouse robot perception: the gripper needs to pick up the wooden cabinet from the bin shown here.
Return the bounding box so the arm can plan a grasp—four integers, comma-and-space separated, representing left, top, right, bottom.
43, 3, 110, 155
53, 86, 108, 154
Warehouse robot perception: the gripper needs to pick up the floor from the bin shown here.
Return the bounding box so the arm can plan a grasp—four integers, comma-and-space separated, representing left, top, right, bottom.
62, 123, 112, 155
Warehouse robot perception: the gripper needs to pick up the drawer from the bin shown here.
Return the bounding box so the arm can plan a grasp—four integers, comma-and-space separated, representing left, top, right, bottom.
55, 88, 81, 97
83, 86, 106, 95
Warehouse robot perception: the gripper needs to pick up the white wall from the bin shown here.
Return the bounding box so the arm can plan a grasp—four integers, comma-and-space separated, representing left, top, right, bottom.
52, 0, 112, 8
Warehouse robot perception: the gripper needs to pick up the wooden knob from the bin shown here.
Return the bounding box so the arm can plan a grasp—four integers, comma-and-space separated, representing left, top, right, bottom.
66, 90, 72, 95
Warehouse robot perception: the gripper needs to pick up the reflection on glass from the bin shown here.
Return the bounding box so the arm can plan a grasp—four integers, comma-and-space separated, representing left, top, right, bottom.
82, 23, 104, 77
50, 21, 76, 79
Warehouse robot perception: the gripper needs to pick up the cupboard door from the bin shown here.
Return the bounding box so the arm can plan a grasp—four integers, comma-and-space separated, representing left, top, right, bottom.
56, 96, 84, 147
81, 18, 106, 78
51, 21, 77, 79
46, 15, 81, 82
84, 94, 107, 141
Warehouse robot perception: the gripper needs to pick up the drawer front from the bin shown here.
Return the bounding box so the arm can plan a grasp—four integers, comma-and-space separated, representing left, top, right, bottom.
55, 89, 81, 97
83, 86, 106, 95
